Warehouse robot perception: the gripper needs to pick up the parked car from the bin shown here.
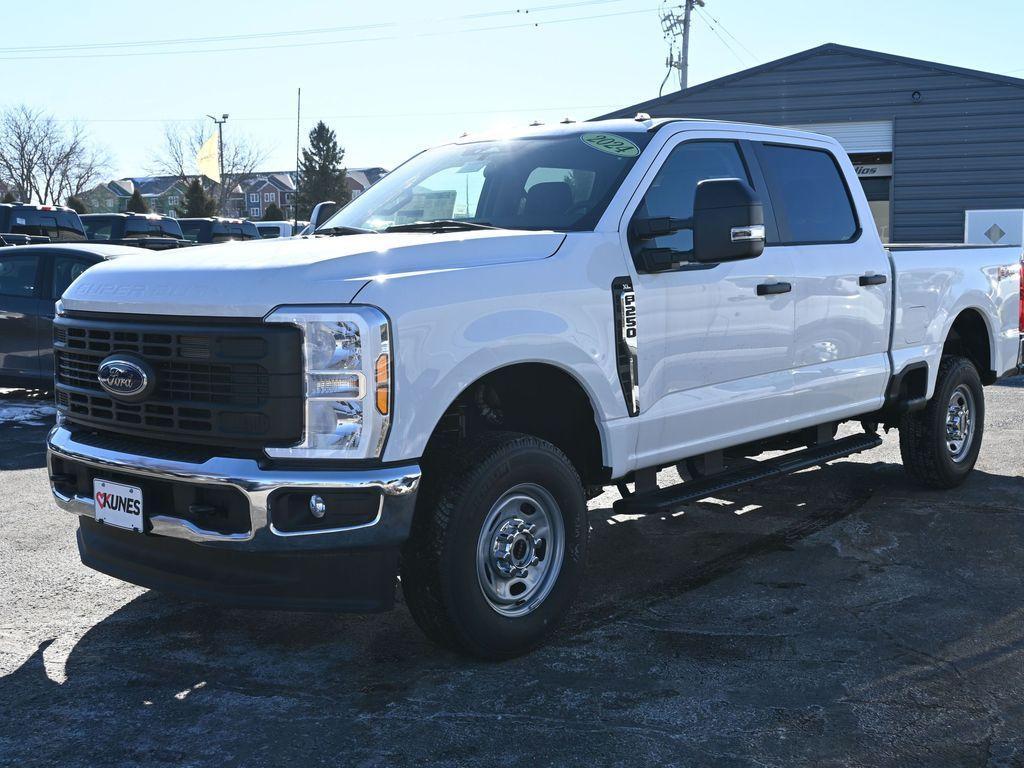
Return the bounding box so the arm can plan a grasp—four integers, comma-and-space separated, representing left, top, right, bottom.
47, 119, 1023, 659
256, 220, 308, 239
81, 213, 188, 251
0, 243, 147, 389
178, 217, 260, 244
0, 203, 86, 245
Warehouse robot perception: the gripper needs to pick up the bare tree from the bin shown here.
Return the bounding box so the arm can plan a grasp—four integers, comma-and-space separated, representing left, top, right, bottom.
0, 105, 109, 205
150, 121, 266, 215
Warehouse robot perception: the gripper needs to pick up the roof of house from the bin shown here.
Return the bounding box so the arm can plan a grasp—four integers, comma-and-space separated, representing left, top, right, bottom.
600, 42, 1024, 118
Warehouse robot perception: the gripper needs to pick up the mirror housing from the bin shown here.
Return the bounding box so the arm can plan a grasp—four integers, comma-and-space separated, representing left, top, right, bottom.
692, 178, 765, 263
310, 200, 340, 232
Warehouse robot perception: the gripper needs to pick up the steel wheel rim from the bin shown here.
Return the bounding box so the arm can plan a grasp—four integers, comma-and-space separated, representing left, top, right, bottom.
476, 483, 565, 618
945, 384, 976, 463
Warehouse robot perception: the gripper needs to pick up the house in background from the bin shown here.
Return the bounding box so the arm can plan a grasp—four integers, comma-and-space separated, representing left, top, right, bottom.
346, 167, 388, 199
231, 172, 297, 219
81, 176, 219, 216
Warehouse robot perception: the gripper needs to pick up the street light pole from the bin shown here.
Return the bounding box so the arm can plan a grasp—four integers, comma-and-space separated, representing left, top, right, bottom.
206, 113, 229, 211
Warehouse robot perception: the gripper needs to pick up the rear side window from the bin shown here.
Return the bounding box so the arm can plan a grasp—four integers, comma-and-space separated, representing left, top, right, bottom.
757, 144, 857, 244
56, 212, 86, 241
0, 253, 38, 297
52, 255, 96, 298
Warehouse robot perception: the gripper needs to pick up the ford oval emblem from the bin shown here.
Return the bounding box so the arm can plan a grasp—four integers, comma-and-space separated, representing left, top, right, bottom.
97, 357, 151, 399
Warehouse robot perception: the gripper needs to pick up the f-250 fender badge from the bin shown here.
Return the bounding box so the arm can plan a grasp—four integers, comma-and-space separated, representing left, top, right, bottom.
612, 277, 639, 416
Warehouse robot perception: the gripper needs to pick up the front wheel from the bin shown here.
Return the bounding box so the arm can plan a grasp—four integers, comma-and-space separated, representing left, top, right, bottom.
899, 356, 984, 489
400, 432, 589, 659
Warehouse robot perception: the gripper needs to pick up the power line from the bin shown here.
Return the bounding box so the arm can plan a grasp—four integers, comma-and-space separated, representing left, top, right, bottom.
58, 104, 626, 125
659, 0, 703, 94
693, 7, 747, 67
692, 5, 757, 61
0, 0, 640, 59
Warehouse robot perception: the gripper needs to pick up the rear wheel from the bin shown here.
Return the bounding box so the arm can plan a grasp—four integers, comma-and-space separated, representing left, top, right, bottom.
899, 356, 984, 489
400, 432, 589, 659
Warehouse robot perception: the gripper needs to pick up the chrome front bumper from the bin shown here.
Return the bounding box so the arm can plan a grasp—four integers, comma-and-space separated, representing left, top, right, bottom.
46, 425, 421, 552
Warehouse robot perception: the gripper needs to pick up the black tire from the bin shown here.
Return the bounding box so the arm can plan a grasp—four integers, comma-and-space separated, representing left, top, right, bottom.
899, 356, 984, 489
400, 431, 589, 660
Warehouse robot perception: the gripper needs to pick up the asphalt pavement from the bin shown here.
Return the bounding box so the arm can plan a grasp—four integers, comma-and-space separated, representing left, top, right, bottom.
1, 381, 1022, 767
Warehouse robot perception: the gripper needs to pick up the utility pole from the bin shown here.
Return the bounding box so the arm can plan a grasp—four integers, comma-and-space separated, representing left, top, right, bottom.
207, 113, 229, 211
659, 0, 704, 95
294, 88, 301, 228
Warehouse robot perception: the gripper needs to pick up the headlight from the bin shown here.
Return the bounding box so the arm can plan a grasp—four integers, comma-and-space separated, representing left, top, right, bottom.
263, 305, 392, 460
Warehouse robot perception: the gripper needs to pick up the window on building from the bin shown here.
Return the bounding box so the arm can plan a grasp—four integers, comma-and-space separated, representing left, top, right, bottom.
249, 193, 259, 203
286, 193, 294, 202
264, 192, 274, 202
250, 207, 260, 218
757, 143, 858, 244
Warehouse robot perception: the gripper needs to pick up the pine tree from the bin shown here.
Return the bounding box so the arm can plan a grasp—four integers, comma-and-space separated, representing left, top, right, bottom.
295, 121, 350, 220
262, 201, 285, 221
65, 196, 87, 214
127, 189, 149, 214
175, 179, 217, 218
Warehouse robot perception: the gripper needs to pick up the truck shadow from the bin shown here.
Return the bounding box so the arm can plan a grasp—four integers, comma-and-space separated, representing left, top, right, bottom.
0, 388, 54, 470
2, 460, 1022, 765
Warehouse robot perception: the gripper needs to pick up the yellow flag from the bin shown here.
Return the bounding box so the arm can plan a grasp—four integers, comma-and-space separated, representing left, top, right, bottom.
196, 133, 220, 183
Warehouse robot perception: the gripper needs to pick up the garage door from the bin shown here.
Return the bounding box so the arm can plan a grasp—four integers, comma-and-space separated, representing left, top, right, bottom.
782, 121, 893, 153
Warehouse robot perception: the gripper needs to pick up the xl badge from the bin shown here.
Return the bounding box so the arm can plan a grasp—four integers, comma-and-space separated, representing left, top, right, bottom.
97, 356, 152, 399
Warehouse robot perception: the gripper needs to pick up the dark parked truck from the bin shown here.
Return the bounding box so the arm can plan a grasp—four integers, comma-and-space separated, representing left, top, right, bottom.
0, 203, 86, 246
81, 213, 189, 251
46, 118, 1023, 658
178, 217, 260, 244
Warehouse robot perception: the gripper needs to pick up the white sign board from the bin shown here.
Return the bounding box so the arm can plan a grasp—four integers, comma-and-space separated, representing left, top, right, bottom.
964, 209, 1024, 246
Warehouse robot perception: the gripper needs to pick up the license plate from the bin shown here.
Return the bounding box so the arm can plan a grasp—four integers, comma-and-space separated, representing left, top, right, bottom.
93, 479, 144, 533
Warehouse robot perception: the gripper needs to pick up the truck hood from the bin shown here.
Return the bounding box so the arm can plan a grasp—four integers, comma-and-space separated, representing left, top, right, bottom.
62, 229, 566, 318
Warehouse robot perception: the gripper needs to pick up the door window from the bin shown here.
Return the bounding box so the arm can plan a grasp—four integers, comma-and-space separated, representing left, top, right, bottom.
0, 253, 38, 297
757, 144, 858, 244
635, 141, 751, 253
52, 255, 96, 298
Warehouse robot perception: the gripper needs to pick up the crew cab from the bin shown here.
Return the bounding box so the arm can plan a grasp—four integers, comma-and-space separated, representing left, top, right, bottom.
0, 203, 86, 246
81, 213, 189, 251
46, 118, 1023, 659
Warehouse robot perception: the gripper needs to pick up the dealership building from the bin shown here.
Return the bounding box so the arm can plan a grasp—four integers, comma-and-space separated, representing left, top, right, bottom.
604, 43, 1024, 244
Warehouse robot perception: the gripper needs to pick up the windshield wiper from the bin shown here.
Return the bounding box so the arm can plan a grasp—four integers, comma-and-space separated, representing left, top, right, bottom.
383, 219, 497, 233
317, 225, 376, 236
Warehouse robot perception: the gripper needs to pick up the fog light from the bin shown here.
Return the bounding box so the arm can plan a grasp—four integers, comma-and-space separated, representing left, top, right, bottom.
309, 494, 327, 519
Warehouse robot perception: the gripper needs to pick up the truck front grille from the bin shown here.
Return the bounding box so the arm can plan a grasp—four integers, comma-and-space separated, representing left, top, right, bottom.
54, 314, 303, 449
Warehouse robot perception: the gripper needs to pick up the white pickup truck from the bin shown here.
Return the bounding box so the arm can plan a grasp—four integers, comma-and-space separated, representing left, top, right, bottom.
47, 118, 1022, 658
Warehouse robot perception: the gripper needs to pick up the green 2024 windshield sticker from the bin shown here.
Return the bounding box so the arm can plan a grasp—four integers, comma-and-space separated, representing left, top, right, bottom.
581, 133, 641, 157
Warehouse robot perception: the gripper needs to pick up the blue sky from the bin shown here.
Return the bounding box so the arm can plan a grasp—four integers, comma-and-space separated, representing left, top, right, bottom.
3, 0, 1023, 178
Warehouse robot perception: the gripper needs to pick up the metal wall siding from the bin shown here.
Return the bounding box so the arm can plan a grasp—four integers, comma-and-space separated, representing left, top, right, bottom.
610, 49, 1024, 242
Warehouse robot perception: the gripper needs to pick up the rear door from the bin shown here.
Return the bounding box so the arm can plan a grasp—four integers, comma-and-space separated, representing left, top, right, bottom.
753, 141, 892, 422
0, 250, 47, 383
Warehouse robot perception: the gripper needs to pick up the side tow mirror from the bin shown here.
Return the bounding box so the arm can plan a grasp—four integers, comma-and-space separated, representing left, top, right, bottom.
692, 178, 765, 263
310, 200, 340, 231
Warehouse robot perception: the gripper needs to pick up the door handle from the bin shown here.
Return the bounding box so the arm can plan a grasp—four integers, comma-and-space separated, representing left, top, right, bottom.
859, 273, 888, 286
756, 281, 792, 296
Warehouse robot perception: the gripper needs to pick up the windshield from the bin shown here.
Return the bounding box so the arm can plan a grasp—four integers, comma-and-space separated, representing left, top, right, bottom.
320, 131, 652, 233
179, 220, 205, 242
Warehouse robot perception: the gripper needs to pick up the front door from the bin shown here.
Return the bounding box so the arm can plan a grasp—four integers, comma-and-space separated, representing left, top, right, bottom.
624, 137, 797, 470
0, 250, 46, 383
